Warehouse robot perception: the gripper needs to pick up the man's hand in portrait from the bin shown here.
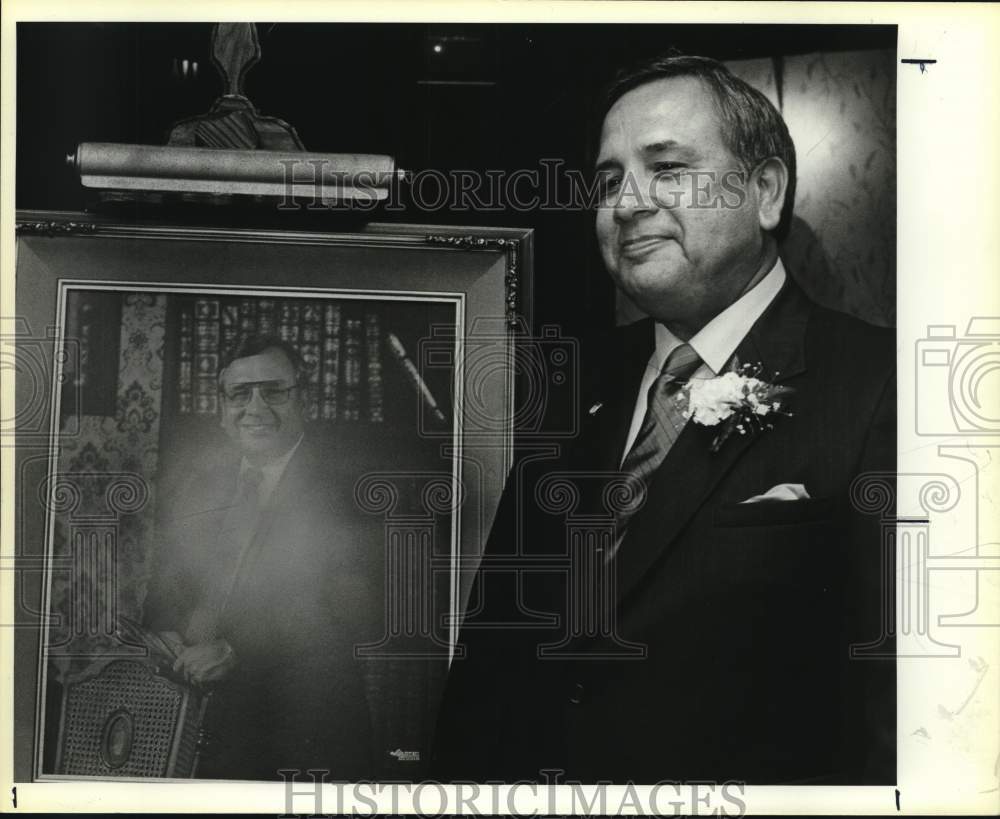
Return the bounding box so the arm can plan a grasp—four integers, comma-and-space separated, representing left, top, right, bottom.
173, 639, 237, 685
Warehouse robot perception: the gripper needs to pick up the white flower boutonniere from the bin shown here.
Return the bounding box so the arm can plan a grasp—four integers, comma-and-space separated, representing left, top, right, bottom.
677, 363, 794, 453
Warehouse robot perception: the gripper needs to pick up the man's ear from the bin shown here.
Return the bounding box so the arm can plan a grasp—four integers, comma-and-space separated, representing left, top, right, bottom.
753, 157, 789, 233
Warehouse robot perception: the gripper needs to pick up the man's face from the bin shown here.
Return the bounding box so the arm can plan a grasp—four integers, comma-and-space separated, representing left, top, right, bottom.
595, 75, 768, 330
219, 347, 304, 463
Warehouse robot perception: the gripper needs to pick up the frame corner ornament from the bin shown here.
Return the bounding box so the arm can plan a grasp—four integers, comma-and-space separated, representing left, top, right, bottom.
424, 234, 521, 328
16, 220, 99, 237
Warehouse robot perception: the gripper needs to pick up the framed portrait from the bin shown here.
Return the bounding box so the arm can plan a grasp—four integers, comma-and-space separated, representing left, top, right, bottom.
12, 212, 538, 782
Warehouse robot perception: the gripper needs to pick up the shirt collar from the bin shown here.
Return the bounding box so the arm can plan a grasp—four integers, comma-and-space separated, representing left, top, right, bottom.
652, 257, 787, 375
240, 433, 304, 485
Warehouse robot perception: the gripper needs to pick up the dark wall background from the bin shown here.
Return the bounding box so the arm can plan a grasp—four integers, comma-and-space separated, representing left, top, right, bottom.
17, 23, 896, 357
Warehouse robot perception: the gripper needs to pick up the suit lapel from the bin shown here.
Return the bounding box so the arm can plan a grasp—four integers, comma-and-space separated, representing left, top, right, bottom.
577, 318, 655, 473
611, 278, 813, 609
176, 451, 240, 522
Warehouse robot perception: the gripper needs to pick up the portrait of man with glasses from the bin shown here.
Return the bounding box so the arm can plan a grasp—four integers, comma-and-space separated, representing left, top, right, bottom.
142, 333, 381, 781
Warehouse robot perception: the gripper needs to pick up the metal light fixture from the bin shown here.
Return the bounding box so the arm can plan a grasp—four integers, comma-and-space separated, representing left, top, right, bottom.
67, 23, 403, 205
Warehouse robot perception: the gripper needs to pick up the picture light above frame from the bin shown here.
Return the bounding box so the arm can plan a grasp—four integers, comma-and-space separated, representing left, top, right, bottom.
65, 23, 406, 206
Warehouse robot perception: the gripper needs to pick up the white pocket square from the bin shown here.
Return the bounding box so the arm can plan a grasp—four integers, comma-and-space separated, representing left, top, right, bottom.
740, 483, 810, 504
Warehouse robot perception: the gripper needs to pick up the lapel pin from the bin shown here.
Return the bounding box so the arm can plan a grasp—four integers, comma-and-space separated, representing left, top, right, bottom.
588, 402, 603, 416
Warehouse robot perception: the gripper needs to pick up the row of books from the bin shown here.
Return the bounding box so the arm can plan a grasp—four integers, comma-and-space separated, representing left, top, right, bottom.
176, 298, 385, 422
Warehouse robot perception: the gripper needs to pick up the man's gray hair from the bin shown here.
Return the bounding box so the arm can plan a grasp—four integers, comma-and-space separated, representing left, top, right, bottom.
219, 332, 308, 387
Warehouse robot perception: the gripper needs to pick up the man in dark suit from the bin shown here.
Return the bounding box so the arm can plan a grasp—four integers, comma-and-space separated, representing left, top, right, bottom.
432, 55, 895, 784
144, 334, 380, 781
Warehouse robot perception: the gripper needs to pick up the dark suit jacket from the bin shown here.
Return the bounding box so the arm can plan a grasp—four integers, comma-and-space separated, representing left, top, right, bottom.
431, 278, 895, 785
144, 438, 383, 781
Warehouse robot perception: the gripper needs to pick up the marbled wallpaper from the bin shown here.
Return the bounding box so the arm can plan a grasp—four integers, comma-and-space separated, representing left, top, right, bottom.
780, 49, 896, 327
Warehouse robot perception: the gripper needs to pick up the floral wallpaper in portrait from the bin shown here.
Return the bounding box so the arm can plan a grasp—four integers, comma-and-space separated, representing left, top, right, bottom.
47, 293, 166, 678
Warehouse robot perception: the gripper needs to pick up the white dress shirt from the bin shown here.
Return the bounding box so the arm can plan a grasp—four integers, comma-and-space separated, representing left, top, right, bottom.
620, 258, 787, 464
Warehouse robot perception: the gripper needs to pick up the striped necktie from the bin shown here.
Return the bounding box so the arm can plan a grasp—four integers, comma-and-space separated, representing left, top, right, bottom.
613, 342, 703, 537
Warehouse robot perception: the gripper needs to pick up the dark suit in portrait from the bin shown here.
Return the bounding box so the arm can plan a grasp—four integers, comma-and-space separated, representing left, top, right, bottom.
432, 55, 895, 785
143, 337, 382, 781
